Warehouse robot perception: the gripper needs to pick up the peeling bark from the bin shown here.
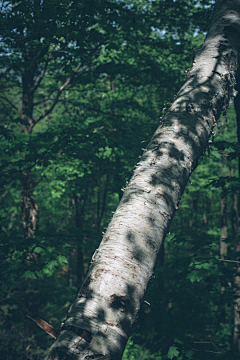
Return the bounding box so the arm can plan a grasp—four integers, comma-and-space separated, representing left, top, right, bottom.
45, 1, 240, 359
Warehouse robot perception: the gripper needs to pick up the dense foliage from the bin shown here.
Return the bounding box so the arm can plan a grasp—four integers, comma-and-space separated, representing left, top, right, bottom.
1, 0, 240, 359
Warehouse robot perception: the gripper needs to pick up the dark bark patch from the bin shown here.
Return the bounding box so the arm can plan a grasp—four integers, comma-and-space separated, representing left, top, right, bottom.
109, 294, 128, 311
212, 70, 222, 77
156, 192, 167, 200
126, 231, 135, 243
49, 349, 72, 360
145, 235, 158, 252
61, 326, 92, 343
84, 354, 107, 359
78, 275, 92, 297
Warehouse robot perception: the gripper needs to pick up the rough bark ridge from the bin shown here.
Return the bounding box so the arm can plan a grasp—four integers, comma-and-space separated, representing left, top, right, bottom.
46, 1, 240, 359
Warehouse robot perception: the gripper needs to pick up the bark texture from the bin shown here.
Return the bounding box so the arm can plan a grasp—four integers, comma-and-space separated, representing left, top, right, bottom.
46, 1, 240, 359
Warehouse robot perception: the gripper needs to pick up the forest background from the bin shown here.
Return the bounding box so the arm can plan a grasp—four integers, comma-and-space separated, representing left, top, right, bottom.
1, 0, 240, 359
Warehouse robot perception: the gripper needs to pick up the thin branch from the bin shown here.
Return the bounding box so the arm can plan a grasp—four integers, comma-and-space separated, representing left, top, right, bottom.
0, 190, 9, 204
217, 259, 240, 264
58, 98, 118, 118
0, 159, 42, 178
192, 341, 220, 354
32, 42, 62, 93
192, 348, 220, 354
0, 141, 56, 178
33, 174, 45, 187
0, 95, 21, 114
33, 55, 51, 93
33, 43, 103, 125
33, 89, 57, 106
0, 108, 16, 123
34, 63, 82, 124
33, 97, 52, 106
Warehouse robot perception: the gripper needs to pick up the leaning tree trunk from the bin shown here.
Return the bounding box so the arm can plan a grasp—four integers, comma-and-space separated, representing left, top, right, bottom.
46, 1, 240, 359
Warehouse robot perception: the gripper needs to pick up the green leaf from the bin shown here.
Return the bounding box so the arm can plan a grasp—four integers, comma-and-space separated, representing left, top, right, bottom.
174, 338, 184, 345
21, 271, 37, 279
185, 350, 195, 358
35, 270, 44, 279
186, 270, 203, 283
34, 246, 45, 254
211, 150, 221, 159
167, 346, 180, 359
57, 255, 68, 264
47, 260, 58, 271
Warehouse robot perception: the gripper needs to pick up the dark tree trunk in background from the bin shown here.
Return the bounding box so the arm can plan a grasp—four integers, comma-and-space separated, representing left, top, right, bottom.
21, 70, 35, 134
73, 194, 86, 285
45, 1, 240, 359
20, 170, 39, 239
96, 175, 108, 229
20, 66, 40, 238
220, 181, 228, 257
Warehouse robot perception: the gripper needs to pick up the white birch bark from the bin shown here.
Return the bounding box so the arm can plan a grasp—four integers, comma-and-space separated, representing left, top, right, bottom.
46, 1, 240, 359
